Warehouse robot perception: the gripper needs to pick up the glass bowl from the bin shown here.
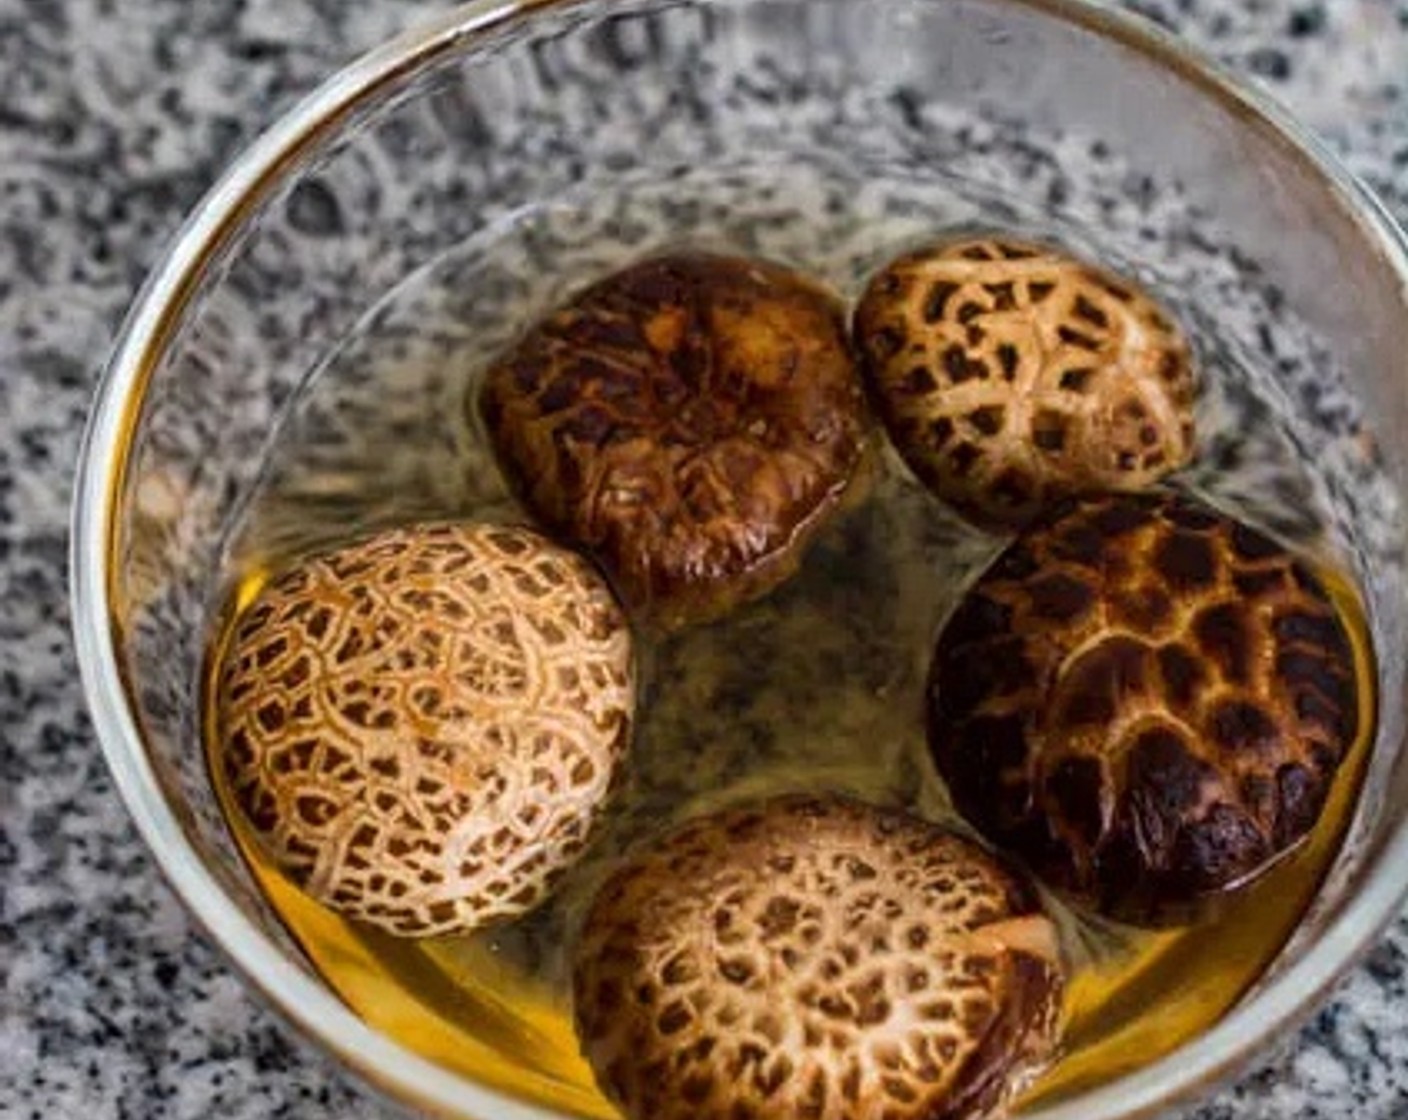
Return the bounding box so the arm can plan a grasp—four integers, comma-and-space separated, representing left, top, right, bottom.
71, 0, 1408, 1117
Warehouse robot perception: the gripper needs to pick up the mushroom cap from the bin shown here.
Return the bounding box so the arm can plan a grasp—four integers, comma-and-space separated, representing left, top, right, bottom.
927, 493, 1361, 925
479, 252, 869, 628
217, 523, 635, 937
572, 794, 1063, 1120
855, 236, 1195, 529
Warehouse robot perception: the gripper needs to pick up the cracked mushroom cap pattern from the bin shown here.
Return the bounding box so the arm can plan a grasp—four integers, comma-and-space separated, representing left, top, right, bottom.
217, 523, 635, 937
927, 493, 1362, 925
572, 794, 1063, 1120
855, 236, 1195, 528
479, 252, 870, 629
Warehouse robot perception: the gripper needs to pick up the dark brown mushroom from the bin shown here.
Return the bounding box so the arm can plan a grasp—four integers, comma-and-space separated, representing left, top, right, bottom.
855, 235, 1195, 529
479, 253, 869, 628
926, 492, 1363, 925
571, 794, 1063, 1120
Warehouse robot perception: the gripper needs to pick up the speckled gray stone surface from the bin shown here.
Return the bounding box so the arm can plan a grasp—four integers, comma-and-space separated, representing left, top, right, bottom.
3, 1, 1408, 1118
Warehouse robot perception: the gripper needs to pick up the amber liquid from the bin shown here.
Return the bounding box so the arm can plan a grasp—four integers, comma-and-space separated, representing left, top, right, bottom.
205, 470, 1375, 1120
201, 160, 1380, 1118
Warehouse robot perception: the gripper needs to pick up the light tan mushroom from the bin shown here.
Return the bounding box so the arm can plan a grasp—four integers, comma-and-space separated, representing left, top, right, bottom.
216, 522, 635, 937
572, 794, 1063, 1120
855, 235, 1195, 529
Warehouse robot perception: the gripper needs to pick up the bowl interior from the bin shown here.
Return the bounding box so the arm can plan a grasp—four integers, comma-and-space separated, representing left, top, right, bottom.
75, 0, 1408, 1117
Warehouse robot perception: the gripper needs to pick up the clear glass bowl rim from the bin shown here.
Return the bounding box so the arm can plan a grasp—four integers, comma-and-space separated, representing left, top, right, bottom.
69, 1, 1408, 1117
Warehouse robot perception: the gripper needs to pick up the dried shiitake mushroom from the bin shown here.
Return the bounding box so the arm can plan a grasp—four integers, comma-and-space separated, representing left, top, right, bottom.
572, 794, 1063, 1120
927, 493, 1361, 925
855, 235, 1195, 528
217, 523, 635, 937
479, 252, 869, 628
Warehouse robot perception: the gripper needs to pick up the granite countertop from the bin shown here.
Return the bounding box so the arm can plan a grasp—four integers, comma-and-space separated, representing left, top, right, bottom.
3, 0, 1408, 1117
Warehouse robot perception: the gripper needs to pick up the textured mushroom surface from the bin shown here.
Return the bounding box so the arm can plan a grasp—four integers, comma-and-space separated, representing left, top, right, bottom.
572, 794, 1063, 1120
855, 236, 1195, 528
927, 493, 1361, 925
217, 523, 635, 937
479, 252, 869, 628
